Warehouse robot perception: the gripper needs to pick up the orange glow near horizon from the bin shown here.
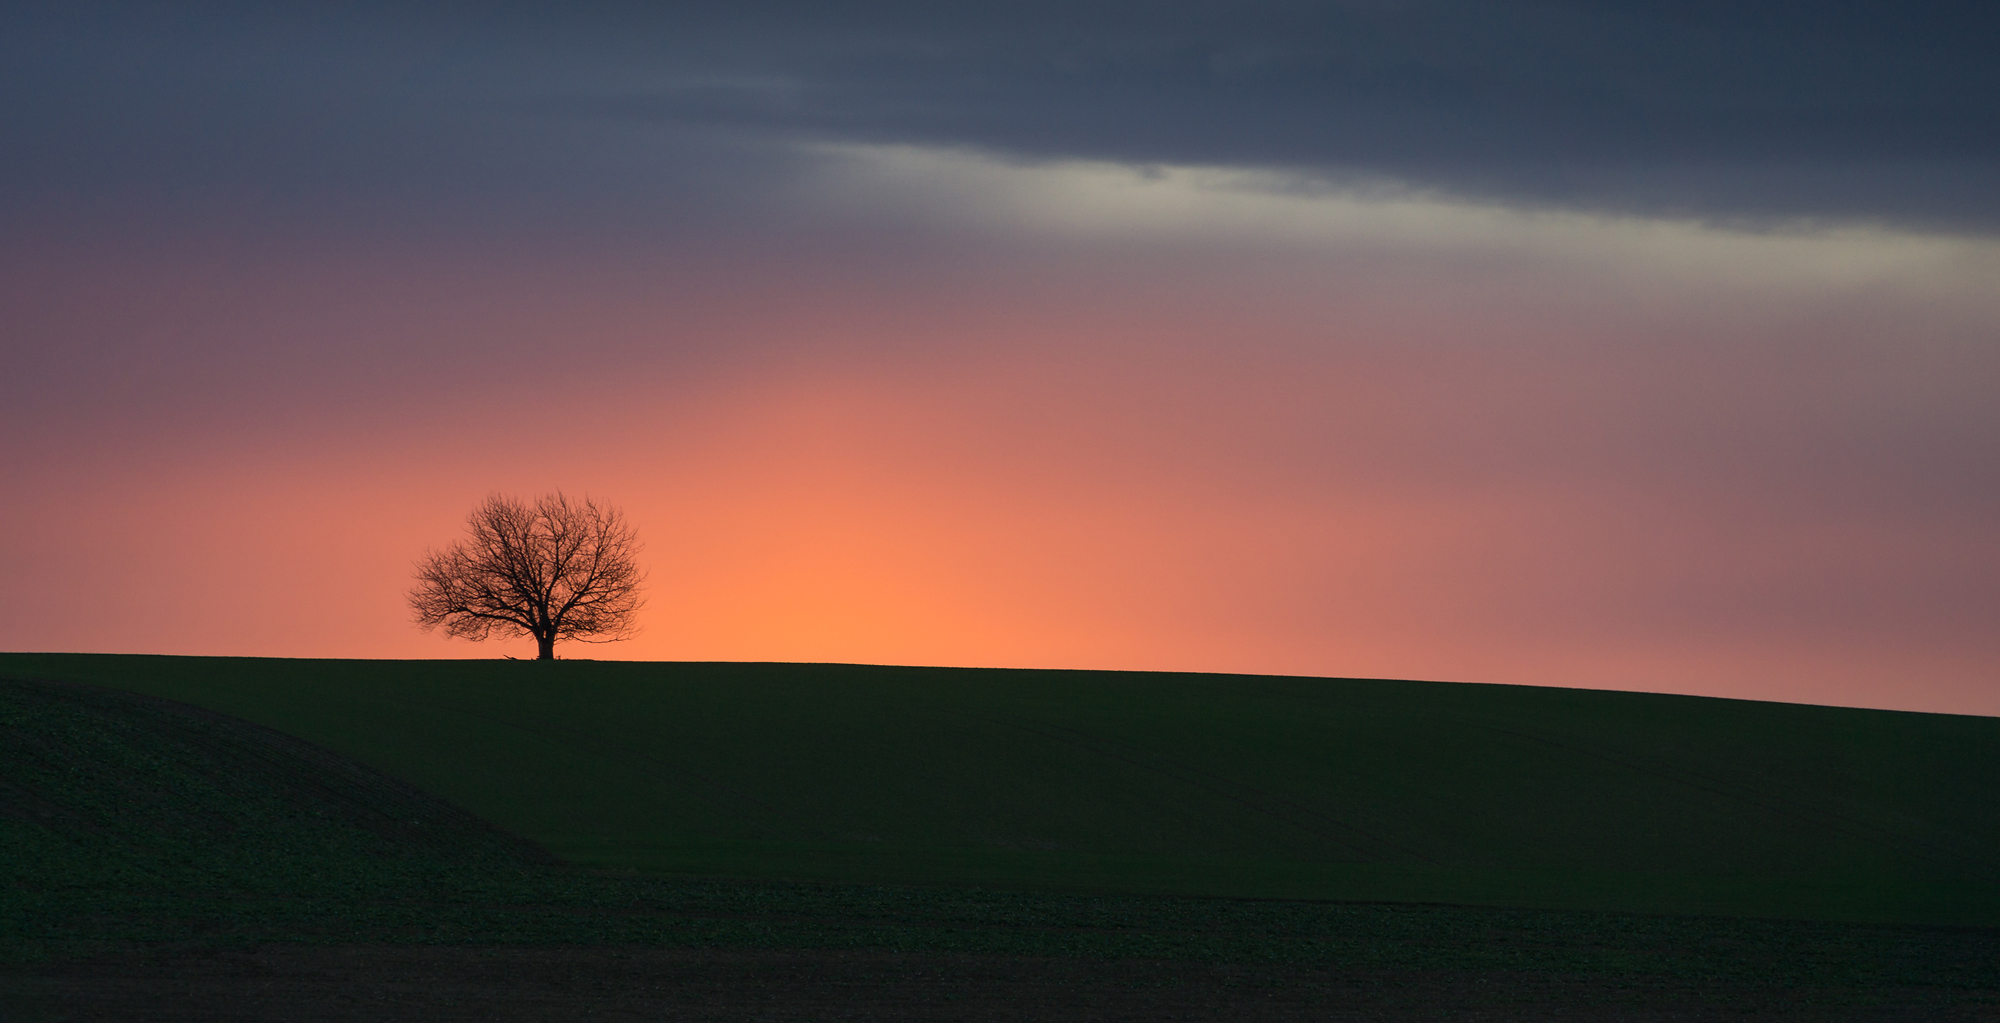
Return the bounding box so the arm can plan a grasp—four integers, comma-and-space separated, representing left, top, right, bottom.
4, 230, 1997, 718
11, 365, 1996, 718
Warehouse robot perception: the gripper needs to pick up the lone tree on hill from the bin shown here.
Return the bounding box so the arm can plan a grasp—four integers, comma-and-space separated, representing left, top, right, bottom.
409, 492, 645, 660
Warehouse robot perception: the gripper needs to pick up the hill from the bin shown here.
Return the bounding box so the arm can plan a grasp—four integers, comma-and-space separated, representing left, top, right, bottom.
1, 653, 1993, 925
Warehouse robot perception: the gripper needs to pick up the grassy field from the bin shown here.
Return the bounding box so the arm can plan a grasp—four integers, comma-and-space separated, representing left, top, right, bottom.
4, 668, 1996, 1020
2, 653, 1993, 927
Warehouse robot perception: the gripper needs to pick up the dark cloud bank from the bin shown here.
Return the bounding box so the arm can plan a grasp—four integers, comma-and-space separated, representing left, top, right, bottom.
4, 0, 1996, 233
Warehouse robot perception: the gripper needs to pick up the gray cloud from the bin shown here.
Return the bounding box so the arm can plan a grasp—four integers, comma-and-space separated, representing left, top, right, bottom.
587, 0, 1999, 228
4, 1, 1996, 233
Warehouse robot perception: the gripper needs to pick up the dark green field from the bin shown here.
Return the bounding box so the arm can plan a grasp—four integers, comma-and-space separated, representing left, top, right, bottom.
3, 653, 1994, 925
4, 655, 1996, 1019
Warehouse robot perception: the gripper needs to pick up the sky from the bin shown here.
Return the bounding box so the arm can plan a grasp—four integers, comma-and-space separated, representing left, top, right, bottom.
4, 1, 1997, 715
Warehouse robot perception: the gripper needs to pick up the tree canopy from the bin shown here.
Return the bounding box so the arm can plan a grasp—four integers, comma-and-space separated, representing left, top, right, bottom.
409, 493, 645, 660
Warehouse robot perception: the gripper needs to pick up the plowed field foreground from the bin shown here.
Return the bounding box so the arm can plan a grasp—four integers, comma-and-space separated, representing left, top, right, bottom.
10, 945, 1997, 1022
3, 663, 1997, 1019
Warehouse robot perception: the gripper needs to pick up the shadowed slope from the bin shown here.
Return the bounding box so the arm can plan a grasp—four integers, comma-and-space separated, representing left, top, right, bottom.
3, 654, 1994, 925
0, 674, 556, 900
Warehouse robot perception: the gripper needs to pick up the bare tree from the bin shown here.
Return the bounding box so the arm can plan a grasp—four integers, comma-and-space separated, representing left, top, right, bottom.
409, 492, 646, 660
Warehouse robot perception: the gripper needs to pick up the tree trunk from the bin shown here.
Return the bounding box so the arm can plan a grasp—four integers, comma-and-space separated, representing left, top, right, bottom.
536, 633, 555, 660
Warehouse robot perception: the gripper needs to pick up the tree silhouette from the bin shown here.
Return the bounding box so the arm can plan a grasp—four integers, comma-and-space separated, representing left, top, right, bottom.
409, 492, 645, 660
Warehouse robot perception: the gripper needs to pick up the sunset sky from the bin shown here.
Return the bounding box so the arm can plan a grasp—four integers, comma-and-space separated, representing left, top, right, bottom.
5, 2, 1996, 715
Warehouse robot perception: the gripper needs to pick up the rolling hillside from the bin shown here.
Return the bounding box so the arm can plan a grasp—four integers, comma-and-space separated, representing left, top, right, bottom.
2, 653, 1993, 925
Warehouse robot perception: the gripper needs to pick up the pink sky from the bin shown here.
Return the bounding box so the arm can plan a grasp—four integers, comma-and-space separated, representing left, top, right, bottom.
5, 160, 1998, 716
